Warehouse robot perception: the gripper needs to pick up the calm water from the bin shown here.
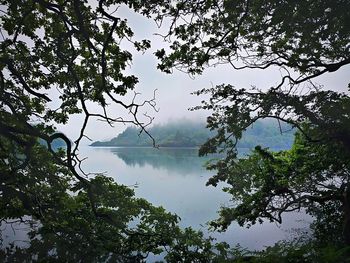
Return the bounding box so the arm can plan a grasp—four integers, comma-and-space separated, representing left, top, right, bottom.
81, 146, 311, 250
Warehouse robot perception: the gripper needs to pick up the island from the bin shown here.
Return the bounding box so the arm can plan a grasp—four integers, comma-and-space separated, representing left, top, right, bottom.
91, 119, 294, 149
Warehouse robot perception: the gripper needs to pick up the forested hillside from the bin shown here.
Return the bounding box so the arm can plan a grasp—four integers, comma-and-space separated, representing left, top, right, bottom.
91, 119, 294, 149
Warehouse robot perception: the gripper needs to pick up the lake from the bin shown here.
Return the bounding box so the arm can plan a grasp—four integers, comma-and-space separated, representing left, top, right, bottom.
81, 146, 312, 250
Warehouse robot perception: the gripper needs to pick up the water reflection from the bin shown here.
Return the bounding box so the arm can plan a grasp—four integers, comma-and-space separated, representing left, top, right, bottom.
96, 147, 228, 229
83, 146, 311, 251
110, 147, 218, 175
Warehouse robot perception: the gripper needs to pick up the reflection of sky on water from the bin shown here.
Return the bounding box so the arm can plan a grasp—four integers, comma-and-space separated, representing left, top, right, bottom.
81, 146, 312, 251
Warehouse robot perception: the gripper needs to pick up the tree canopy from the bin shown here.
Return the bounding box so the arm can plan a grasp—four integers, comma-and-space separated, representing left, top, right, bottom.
156, 0, 350, 80
1, 0, 350, 261
154, 0, 350, 248
0, 0, 220, 261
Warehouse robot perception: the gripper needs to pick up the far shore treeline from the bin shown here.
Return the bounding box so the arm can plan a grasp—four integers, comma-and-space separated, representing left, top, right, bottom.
91, 119, 294, 149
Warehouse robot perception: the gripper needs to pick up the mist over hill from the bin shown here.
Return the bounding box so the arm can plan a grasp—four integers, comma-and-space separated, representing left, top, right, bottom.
91, 119, 294, 149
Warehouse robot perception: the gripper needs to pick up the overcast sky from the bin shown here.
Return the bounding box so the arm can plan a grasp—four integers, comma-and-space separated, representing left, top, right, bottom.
56, 5, 350, 144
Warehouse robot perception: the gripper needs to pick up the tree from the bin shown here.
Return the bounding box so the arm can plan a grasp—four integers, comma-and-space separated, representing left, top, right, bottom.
154, 0, 350, 246
2, 0, 350, 260
0, 0, 228, 261
155, 0, 349, 78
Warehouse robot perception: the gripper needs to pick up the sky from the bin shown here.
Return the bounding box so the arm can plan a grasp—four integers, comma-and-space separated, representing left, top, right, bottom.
56, 5, 350, 144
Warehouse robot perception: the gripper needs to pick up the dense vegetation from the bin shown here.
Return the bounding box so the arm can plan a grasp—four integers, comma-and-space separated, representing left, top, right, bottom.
155, 0, 350, 258
1, 0, 349, 262
0, 0, 210, 261
91, 119, 294, 149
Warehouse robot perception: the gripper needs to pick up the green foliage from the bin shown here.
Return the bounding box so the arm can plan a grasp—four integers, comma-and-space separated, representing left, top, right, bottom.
2, 0, 350, 261
0, 136, 181, 261
247, 240, 350, 263
0, 0, 230, 261
155, 0, 350, 79
207, 127, 350, 232
152, 0, 350, 252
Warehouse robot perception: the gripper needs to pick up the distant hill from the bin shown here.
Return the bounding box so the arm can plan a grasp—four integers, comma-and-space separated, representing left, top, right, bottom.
91, 119, 294, 149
